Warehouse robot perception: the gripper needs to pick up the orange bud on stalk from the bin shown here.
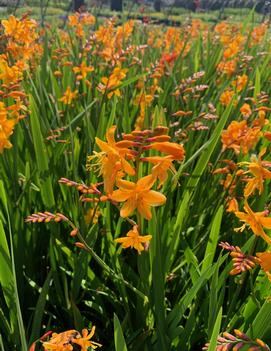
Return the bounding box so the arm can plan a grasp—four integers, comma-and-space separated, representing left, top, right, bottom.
70, 228, 78, 237
234, 330, 250, 341
153, 126, 169, 135
75, 242, 86, 249
146, 135, 171, 142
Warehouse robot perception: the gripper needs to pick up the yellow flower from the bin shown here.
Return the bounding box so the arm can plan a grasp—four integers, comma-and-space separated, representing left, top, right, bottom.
226, 197, 239, 213
217, 60, 237, 76
221, 120, 261, 155
0, 58, 22, 85
142, 156, 176, 188
0, 102, 16, 153
239, 148, 271, 198
256, 251, 271, 281
219, 90, 234, 106
115, 226, 152, 254
2, 15, 24, 38
59, 87, 78, 105
223, 41, 240, 59
256, 252, 271, 272
73, 327, 102, 350
88, 125, 135, 194
98, 67, 128, 99
235, 201, 271, 244
240, 103, 252, 118
73, 61, 94, 80
232, 74, 248, 92
145, 141, 185, 161
68, 14, 79, 27
110, 175, 166, 220
42, 330, 78, 351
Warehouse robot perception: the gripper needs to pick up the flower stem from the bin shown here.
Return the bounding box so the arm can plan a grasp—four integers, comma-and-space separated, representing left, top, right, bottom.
68, 220, 148, 302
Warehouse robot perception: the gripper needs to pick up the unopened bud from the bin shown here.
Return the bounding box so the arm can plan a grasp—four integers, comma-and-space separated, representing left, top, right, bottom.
70, 228, 78, 237
75, 242, 86, 249
234, 330, 250, 341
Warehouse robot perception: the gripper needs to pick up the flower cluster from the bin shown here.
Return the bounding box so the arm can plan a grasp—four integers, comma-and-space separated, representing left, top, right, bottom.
0, 15, 41, 152
86, 125, 185, 253
214, 79, 271, 282
219, 242, 259, 275
203, 329, 270, 351
41, 327, 101, 351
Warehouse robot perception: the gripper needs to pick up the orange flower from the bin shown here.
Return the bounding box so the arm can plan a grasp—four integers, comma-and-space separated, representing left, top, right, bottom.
142, 156, 176, 188
160, 51, 178, 65
256, 251, 271, 281
239, 148, 271, 198
214, 22, 228, 33
221, 120, 261, 154
226, 197, 239, 212
0, 102, 16, 152
73, 327, 102, 350
2, 15, 24, 38
217, 60, 236, 76
88, 126, 135, 193
98, 67, 128, 99
110, 175, 166, 220
223, 41, 239, 59
42, 330, 78, 351
256, 252, 271, 273
0, 58, 22, 85
253, 110, 268, 127
73, 61, 94, 80
219, 90, 234, 106
81, 13, 96, 26
240, 103, 252, 118
59, 86, 78, 105
68, 14, 79, 27
232, 74, 248, 92
145, 142, 185, 161
115, 226, 152, 254
234, 201, 271, 244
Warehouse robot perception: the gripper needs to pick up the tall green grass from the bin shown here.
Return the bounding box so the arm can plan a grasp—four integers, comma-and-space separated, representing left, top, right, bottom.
0, 13, 270, 351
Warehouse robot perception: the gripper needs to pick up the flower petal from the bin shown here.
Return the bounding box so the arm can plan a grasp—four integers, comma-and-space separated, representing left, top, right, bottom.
150, 142, 185, 160
142, 190, 166, 206
95, 137, 114, 153
121, 157, 135, 176
138, 200, 152, 220
117, 178, 136, 190
106, 125, 117, 145
259, 217, 271, 229
120, 197, 137, 217
137, 175, 155, 190
110, 189, 131, 202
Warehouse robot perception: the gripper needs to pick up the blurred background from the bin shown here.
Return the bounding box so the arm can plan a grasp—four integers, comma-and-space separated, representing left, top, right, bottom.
0, 0, 271, 23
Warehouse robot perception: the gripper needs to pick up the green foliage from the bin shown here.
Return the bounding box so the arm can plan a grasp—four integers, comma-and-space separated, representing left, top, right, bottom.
0, 11, 270, 351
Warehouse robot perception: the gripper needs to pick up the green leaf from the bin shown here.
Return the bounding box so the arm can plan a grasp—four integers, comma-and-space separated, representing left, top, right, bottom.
253, 67, 261, 100
0, 181, 8, 214
114, 314, 128, 351
29, 94, 55, 208
29, 270, 52, 343
0, 219, 14, 330
201, 206, 223, 273
247, 300, 271, 339
208, 307, 222, 351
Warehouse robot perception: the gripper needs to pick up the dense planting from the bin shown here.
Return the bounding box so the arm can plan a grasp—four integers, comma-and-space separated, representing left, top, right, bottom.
0, 12, 271, 351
